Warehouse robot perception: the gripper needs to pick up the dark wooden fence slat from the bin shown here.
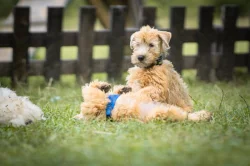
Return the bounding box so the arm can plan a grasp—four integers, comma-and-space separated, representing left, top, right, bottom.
94, 30, 110, 45
1, 6, 250, 82
248, 13, 250, 74
29, 32, 46, 47
63, 30, 110, 46
216, 5, 239, 81
141, 7, 156, 27
0, 33, 13, 47
236, 27, 249, 41
28, 28, 215, 47
1, 53, 248, 77
62, 31, 77, 46
29, 30, 110, 47
77, 6, 96, 83
196, 6, 214, 81
44, 7, 63, 81
0, 62, 12, 76
12, 7, 30, 87
169, 7, 185, 73
107, 6, 126, 81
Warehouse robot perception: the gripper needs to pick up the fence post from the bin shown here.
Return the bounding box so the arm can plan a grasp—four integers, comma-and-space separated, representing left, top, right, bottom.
248, 12, 250, 74
141, 7, 156, 26
216, 5, 238, 81
12, 7, 29, 87
77, 6, 96, 84
196, 6, 214, 81
44, 7, 63, 81
107, 6, 126, 81
169, 7, 185, 74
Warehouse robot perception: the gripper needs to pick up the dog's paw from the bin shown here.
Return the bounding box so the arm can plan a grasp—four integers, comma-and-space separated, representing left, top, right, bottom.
99, 84, 111, 93
9, 117, 26, 127
119, 86, 132, 94
113, 85, 132, 94
188, 110, 213, 122
73, 114, 85, 120
89, 81, 111, 93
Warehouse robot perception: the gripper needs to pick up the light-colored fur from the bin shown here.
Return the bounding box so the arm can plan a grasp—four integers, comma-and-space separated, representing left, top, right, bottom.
75, 26, 212, 122
0, 88, 46, 127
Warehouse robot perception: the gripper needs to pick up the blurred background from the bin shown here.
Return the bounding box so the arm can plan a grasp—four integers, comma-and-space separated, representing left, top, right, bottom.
1, 0, 249, 28
0, 0, 249, 82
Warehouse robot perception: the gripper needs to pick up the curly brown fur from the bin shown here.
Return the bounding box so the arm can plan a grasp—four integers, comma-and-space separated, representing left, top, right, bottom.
74, 26, 212, 122
75, 81, 212, 122
128, 26, 192, 112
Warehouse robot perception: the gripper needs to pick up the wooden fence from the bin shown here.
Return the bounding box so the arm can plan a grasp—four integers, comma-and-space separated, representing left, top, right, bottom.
0, 5, 249, 86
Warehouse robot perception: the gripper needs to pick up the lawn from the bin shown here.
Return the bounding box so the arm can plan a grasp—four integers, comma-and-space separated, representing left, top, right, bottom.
1, 0, 250, 165
0, 71, 250, 166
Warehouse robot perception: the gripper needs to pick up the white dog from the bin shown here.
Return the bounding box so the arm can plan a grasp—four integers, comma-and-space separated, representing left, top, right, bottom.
0, 88, 46, 127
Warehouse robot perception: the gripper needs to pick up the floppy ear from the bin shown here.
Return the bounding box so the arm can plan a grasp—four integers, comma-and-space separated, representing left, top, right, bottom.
158, 31, 172, 51
130, 32, 136, 49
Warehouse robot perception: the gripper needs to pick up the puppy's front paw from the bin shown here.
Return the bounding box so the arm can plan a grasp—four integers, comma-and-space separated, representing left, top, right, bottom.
119, 86, 132, 94
89, 81, 111, 93
113, 85, 132, 94
100, 84, 112, 93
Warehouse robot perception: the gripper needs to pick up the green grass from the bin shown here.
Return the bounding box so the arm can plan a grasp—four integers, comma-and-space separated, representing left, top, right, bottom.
0, 71, 250, 166
1, 1, 250, 165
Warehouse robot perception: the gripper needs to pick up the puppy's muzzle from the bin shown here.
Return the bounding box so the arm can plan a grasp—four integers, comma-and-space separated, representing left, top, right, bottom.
137, 55, 145, 62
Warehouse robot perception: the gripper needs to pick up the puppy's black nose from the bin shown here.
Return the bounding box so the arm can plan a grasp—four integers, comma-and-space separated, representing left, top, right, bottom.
138, 55, 145, 61
25, 120, 33, 125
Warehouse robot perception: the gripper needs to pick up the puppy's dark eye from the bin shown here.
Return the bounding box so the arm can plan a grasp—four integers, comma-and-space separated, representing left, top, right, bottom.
149, 43, 154, 47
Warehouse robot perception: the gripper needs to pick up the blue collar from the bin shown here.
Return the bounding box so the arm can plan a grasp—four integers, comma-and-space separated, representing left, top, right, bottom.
106, 94, 120, 118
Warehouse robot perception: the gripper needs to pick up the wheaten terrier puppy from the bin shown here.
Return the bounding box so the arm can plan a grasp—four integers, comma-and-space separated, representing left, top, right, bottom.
0, 88, 46, 127
74, 26, 212, 122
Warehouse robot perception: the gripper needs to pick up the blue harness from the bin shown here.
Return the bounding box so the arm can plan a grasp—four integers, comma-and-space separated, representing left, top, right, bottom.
106, 94, 120, 118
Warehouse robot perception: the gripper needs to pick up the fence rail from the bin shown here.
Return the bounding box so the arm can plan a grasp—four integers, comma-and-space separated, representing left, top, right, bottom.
0, 5, 249, 86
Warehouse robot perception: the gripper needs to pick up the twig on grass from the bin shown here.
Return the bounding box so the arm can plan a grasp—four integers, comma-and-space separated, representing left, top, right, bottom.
47, 78, 53, 87
239, 95, 250, 112
219, 88, 224, 110
189, 95, 198, 105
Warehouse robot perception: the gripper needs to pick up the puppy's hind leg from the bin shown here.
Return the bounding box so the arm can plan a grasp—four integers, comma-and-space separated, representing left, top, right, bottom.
88, 80, 111, 93
141, 103, 212, 122
142, 103, 189, 122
